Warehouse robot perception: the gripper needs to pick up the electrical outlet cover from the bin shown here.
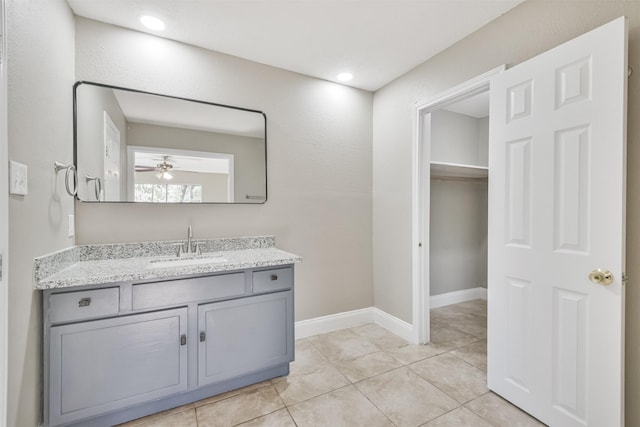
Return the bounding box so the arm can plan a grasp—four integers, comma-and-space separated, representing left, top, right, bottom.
9, 160, 27, 195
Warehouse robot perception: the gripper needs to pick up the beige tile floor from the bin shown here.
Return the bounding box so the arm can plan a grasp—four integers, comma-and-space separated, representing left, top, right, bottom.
119, 300, 545, 427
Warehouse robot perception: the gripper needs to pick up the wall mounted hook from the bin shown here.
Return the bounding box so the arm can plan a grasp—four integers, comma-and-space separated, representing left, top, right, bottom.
54, 161, 78, 197
85, 175, 102, 201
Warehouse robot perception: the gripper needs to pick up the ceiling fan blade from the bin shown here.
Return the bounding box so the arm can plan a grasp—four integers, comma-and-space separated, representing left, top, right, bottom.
135, 166, 158, 172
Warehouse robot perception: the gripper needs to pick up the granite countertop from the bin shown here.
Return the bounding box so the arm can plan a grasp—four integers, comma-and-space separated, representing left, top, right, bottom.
34, 236, 302, 290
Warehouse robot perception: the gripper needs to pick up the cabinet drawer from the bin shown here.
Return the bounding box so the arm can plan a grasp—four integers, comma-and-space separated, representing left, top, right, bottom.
49, 288, 120, 324
132, 272, 245, 310
253, 267, 293, 294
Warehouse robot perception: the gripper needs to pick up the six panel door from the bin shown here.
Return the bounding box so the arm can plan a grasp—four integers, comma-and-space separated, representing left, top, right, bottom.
488, 16, 627, 426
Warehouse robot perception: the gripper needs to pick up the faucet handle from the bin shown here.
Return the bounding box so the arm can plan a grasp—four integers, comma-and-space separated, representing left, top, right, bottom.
195, 242, 202, 256
170, 243, 185, 257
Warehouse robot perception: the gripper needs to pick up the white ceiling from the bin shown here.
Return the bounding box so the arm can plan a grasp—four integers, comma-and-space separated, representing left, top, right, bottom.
443, 90, 490, 118
66, 0, 525, 92
113, 89, 265, 138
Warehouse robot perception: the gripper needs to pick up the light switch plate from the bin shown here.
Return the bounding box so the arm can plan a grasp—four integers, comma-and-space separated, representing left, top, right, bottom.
9, 160, 27, 195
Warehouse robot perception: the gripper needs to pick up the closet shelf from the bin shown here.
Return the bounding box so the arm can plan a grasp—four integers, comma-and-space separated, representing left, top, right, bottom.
430, 161, 488, 179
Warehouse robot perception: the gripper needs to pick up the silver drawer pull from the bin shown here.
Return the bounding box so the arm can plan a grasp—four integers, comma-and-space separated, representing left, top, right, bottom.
78, 297, 91, 307
271, 275, 278, 281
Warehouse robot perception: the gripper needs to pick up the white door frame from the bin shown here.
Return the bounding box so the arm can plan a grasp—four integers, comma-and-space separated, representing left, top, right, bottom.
0, 0, 8, 423
411, 65, 505, 344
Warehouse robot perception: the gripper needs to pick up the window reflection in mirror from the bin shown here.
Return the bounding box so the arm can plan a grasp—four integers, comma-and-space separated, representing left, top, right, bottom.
130, 147, 234, 203
74, 82, 267, 204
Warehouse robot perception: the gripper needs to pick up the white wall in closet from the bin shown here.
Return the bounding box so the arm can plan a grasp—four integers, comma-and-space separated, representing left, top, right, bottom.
429, 108, 488, 297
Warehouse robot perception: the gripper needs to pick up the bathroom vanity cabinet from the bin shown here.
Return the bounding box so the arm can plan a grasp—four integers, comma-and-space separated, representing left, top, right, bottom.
42, 265, 295, 427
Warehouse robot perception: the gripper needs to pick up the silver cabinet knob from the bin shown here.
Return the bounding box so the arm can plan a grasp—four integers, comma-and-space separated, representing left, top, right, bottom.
589, 269, 614, 286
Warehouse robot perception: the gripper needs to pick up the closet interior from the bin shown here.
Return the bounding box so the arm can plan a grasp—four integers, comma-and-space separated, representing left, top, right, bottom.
429, 91, 489, 302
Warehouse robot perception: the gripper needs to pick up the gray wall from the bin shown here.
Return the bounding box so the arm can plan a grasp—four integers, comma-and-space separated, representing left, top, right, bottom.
429, 179, 487, 296
7, 0, 75, 425
429, 110, 488, 296
372, 1, 640, 424
431, 109, 488, 166
74, 17, 374, 324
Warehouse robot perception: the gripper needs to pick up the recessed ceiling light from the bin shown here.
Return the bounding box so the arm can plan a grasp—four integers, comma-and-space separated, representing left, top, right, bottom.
140, 15, 165, 31
337, 72, 353, 82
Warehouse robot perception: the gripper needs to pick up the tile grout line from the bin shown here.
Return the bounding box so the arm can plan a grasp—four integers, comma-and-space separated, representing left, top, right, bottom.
282, 382, 353, 408
406, 350, 486, 407
462, 391, 502, 427
284, 406, 300, 427
448, 350, 488, 374
351, 380, 399, 427
229, 406, 284, 427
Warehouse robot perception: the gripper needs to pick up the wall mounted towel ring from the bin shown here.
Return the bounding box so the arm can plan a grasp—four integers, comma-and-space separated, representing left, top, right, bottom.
54, 161, 78, 197
85, 175, 102, 201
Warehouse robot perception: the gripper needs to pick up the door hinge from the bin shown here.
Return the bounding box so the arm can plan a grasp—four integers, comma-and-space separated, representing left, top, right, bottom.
180, 334, 187, 346
622, 272, 629, 286
200, 331, 206, 342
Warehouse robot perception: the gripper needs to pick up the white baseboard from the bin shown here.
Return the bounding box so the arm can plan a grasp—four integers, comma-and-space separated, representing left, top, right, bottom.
295, 307, 374, 339
371, 308, 415, 343
430, 287, 487, 308
295, 307, 414, 342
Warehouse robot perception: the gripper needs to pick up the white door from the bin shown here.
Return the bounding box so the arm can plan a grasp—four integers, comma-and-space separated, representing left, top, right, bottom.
0, 0, 7, 423
488, 16, 627, 427
0, 0, 8, 423
103, 112, 120, 201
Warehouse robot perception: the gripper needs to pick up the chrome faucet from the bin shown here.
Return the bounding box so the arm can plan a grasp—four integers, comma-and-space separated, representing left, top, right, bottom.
179, 225, 201, 256
186, 225, 193, 253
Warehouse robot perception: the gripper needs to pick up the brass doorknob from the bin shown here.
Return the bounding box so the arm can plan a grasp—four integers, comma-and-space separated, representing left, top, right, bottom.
589, 269, 614, 286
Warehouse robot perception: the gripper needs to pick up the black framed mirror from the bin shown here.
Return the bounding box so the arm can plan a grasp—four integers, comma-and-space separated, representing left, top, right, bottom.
74, 81, 267, 203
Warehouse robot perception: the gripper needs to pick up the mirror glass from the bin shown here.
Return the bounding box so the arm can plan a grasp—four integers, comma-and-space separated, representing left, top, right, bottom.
74, 82, 267, 203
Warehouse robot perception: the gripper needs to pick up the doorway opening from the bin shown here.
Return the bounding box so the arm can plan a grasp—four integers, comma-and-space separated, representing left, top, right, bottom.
412, 66, 504, 345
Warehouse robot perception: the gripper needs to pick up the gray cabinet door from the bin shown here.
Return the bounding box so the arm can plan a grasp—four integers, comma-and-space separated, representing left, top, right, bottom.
198, 290, 294, 386
49, 308, 188, 426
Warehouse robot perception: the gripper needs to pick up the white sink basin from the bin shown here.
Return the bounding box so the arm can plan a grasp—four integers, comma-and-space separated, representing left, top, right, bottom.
146, 256, 228, 269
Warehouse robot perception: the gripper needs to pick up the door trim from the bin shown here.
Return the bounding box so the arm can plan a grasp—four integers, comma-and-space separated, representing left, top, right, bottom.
411, 65, 505, 344
0, 0, 7, 423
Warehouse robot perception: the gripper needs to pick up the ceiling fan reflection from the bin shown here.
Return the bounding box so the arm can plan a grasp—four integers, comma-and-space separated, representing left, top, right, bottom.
134, 156, 175, 180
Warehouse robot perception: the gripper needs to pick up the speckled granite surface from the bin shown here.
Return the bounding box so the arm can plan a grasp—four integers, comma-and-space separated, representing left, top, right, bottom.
34, 236, 301, 290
